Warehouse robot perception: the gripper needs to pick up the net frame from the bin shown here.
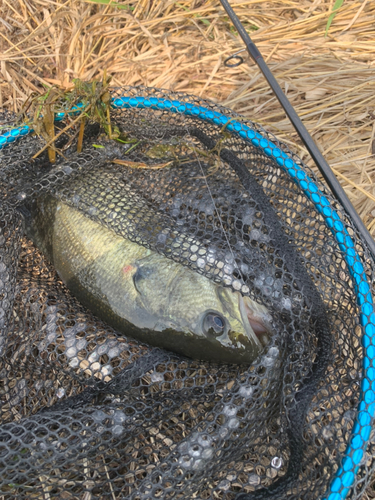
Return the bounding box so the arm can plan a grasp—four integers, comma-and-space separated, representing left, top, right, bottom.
0, 89, 374, 500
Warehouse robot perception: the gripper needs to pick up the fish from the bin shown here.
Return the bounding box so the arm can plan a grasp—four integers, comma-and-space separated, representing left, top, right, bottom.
24, 165, 272, 364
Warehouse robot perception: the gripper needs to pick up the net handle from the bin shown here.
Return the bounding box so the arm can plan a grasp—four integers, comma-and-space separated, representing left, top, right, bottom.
218, 0, 375, 264
1, 95, 374, 499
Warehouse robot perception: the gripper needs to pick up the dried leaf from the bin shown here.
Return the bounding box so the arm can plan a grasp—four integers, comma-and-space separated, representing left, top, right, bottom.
305, 88, 328, 100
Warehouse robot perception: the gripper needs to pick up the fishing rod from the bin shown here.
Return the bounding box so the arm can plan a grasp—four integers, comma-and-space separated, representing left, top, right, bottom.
219, 0, 375, 260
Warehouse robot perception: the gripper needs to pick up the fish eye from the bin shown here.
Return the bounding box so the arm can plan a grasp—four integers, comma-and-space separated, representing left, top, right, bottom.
203, 312, 226, 337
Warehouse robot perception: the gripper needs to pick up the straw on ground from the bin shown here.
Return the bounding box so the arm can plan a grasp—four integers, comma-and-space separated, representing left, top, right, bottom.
0, 0, 374, 231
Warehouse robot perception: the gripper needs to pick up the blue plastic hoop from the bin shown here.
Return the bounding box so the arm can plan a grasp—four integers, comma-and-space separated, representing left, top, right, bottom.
1, 95, 374, 499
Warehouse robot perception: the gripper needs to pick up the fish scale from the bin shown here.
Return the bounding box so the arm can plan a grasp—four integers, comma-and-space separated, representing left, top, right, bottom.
54, 164, 255, 294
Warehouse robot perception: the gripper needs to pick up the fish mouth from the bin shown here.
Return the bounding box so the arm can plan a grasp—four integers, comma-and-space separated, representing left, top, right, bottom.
238, 294, 271, 348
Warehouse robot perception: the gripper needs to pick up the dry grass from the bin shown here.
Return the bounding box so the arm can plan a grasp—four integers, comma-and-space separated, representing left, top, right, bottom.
0, 0, 374, 233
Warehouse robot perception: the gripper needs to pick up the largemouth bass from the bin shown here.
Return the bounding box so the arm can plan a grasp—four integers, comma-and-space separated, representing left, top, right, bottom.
25, 166, 272, 364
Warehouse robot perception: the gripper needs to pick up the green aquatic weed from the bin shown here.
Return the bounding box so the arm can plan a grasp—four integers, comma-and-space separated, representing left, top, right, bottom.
19, 72, 134, 162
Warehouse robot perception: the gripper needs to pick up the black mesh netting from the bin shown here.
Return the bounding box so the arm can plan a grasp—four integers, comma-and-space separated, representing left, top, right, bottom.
0, 86, 374, 500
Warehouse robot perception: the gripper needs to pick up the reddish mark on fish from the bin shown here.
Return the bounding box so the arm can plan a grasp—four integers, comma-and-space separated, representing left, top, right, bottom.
122, 265, 134, 274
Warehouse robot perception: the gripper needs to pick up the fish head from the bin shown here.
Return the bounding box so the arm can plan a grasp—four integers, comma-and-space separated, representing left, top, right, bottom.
190, 285, 272, 361
132, 255, 273, 363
